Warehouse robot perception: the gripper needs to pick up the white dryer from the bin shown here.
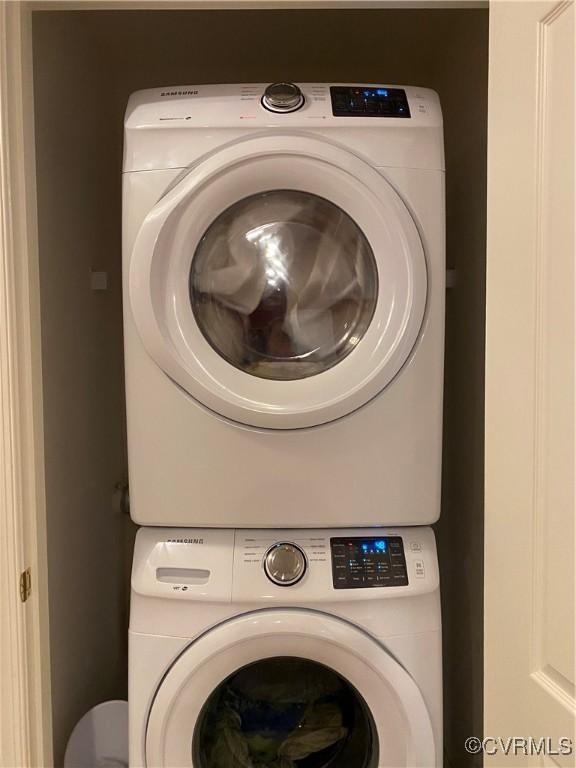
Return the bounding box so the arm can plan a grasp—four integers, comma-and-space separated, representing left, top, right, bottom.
129, 526, 442, 767
123, 83, 445, 527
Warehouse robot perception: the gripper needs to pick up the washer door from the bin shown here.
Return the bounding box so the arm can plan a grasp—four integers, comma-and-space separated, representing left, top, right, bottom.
145, 611, 436, 767
130, 134, 427, 428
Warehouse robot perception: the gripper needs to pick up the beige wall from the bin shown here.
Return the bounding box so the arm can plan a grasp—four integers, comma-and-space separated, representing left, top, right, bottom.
32, 9, 487, 766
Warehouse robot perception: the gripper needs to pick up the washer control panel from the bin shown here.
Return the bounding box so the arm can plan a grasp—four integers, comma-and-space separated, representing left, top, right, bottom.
264, 542, 307, 586
330, 86, 410, 117
331, 536, 408, 589
132, 527, 438, 603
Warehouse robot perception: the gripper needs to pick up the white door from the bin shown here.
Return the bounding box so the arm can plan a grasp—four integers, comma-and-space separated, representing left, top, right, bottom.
129, 134, 427, 428
485, 1, 575, 765
145, 610, 436, 767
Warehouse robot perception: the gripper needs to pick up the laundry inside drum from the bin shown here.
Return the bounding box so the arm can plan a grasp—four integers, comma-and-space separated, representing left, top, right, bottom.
192, 656, 378, 767
190, 190, 378, 381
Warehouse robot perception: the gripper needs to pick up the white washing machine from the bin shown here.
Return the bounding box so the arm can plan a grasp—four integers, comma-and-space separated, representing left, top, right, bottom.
129, 526, 442, 767
123, 83, 445, 528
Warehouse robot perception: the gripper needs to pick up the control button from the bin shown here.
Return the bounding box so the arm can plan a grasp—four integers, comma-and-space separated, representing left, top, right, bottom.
410, 542, 422, 552
394, 101, 408, 115
414, 559, 425, 578
262, 83, 304, 113
264, 542, 307, 586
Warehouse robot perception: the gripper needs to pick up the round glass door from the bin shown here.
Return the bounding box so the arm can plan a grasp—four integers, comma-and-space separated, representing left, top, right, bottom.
144, 610, 436, 767
129, 134, 428, 428
192, 656, 378, 767
191, 191, 378, 381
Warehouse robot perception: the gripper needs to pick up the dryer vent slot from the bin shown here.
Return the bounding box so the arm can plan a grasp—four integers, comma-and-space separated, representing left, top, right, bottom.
156, 567, 210, 585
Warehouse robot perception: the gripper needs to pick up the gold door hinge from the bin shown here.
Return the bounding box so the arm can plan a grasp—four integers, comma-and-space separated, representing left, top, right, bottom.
19, 568, 31, 603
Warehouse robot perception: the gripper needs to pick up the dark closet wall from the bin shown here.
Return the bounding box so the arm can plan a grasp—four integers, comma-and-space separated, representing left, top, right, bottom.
32, 9, 487, 766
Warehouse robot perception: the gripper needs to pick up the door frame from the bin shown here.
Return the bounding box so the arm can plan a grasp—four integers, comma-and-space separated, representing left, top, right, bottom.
0, 2, 481, 766
0, 3, 52, 767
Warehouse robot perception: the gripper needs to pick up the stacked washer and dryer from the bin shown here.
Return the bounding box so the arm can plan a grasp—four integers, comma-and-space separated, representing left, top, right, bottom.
123, 82, 445, 768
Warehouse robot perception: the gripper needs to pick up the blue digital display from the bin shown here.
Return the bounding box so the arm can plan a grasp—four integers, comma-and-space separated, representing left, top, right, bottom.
363, 89, 389, 98
360, 539, 388, 554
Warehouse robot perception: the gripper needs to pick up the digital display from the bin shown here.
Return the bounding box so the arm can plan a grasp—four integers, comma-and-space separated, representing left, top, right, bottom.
363, 89, 388, 97
361, 539, 387, 554
330, 536, 408, 589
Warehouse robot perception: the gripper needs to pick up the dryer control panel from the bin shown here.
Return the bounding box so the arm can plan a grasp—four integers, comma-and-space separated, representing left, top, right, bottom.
124, 83, 444, 174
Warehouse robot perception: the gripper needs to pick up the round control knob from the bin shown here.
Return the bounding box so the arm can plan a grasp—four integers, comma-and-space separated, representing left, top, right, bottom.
262, 82, 305, 113
264, 542, 307, 586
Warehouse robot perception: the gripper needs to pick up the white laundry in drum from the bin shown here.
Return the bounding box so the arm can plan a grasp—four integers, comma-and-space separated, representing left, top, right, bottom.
191, 190, 377, 380
123, 83, 445, 528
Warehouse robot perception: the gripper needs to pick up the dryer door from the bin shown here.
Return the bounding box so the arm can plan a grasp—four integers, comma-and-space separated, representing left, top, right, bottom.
129, 135, 427, 428
145, 610, 436, 767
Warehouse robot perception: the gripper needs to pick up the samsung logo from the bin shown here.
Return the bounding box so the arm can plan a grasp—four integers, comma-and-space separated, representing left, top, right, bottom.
160, 90, 199, 97
167, 537, 204, 544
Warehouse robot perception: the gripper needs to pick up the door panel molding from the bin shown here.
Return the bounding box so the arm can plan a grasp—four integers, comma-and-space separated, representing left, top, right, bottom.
485, 1, 575, 765
530, 0, 575, 705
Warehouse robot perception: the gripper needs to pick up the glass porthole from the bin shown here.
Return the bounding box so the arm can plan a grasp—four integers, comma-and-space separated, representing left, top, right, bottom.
190, 191, 378, 381
192, 656, 379, 767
